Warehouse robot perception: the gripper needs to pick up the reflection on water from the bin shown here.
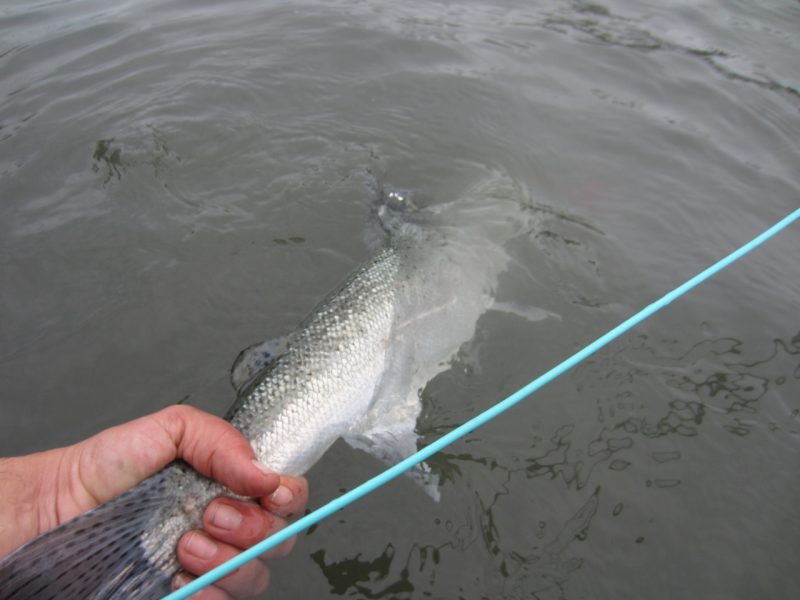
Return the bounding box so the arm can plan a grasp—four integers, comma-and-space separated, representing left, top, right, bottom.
584, 329, 800, 439
91, 138, 123, 183
310, 480, 601, 599
542, 0, 799, 100
526, 423, 633, 489
92, 126, 180, 186
501, 487, 599, 600
311, 543, 413, 598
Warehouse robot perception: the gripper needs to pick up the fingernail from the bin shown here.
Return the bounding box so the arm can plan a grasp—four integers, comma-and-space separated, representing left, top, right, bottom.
271, 485, 293, 507
210, 502, 243, 531
172, 573, 191, 590
185, 532, 217, 559
252, 459, 276, 476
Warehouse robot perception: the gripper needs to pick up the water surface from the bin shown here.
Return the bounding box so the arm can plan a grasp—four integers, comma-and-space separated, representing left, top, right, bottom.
1, 0, 799, 598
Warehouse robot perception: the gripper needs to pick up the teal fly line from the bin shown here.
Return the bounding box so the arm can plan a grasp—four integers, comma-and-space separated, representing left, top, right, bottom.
163, 206, 800, 600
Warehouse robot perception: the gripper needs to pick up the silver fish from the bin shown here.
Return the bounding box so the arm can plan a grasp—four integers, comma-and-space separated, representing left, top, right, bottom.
0, 171, 528, 599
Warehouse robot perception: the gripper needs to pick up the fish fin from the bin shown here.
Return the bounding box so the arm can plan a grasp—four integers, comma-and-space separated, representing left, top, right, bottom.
344, 424, 440, 502
230, 337, 287, 392
0, 469, 178, 600
488, 300, 562, 323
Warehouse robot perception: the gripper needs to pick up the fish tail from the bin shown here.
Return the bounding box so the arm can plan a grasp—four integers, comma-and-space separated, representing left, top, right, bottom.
0, 469, 180, 600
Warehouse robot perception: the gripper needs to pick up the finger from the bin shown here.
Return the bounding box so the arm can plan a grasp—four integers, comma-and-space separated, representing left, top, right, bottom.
177, 531, 271, 599
172, 572, 231, 600
260, 475, 309, 519
261, 530, 297, 560
204, 498, 272, 549
155, 405, 280, 497
203, 498, 297, 560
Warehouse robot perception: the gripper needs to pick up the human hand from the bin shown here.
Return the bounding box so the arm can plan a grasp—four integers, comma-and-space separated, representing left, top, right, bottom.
0, 405, 308, 599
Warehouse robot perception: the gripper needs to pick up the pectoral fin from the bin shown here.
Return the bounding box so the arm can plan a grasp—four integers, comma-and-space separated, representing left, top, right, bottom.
489, 300, 561, 323
230, 337, 288, 392
344, 420, 440, 502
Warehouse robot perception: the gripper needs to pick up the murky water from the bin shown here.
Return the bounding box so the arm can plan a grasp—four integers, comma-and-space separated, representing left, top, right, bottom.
1, 0, 799, 598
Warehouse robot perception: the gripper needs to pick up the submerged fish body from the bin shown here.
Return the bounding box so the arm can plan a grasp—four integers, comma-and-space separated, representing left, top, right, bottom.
0, 172, 526, 599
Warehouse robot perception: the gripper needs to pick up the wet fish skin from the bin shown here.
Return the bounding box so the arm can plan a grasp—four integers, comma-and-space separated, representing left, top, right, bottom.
230, 244, 402, 475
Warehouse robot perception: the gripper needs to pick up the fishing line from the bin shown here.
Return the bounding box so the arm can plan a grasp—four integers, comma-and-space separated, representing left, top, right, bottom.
163, 206, 800, 600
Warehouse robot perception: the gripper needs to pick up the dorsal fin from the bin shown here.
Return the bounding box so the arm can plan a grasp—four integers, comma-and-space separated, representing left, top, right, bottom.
230, 337, 287, 392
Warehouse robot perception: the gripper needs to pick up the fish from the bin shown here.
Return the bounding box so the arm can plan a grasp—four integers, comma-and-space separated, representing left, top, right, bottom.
0, 170, 531, 599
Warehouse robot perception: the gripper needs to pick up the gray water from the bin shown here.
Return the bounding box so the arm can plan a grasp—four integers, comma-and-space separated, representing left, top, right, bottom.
1, 0, 799, 598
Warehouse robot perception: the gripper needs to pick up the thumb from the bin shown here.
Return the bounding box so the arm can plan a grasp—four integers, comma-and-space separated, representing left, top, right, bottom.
157, 405, 281, 498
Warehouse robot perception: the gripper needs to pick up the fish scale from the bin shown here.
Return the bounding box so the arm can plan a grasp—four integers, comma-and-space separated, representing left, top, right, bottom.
234, 246, 401, 474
